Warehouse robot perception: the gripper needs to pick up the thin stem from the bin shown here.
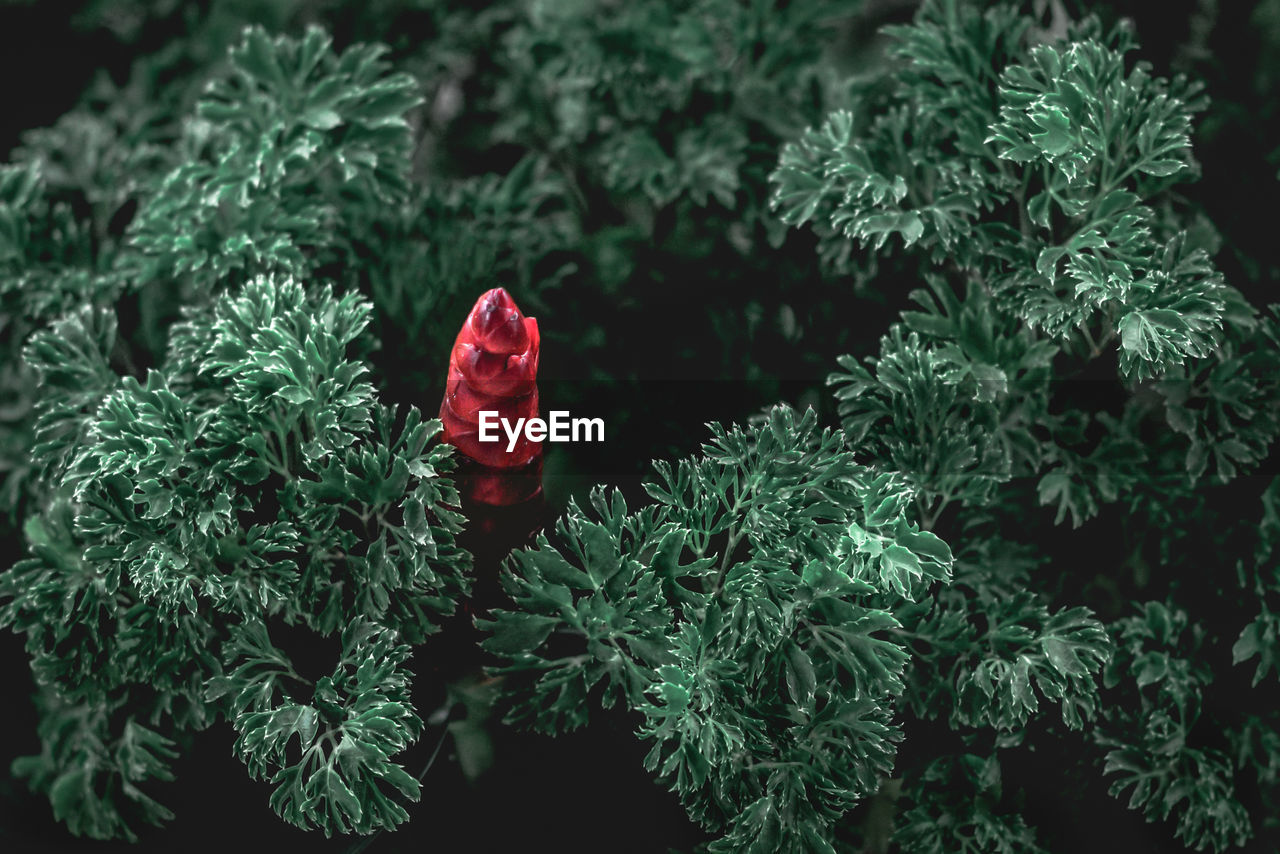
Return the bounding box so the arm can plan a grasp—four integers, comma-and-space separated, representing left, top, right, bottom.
415, 718, 454, 783
264, 424, 292, 479
709, 482, 756, 598
1015, 165, 1033, 238
711, 524, 746, 595
915, 488, 953, 531
1077, 320, 1100, 356
339, 503, 373, 527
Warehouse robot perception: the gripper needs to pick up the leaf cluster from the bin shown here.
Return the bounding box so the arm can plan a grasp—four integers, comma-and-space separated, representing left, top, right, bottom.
480, 406, 953, 852
0, 273, 470, 838
1096, 601, 1253, 851
892, 753, 1049, 854
399, 0, 880, 392
773, 1, 1227, 381
779, 0, 1280, 535
771, 2, 1280, 850
0, 23, 472, 840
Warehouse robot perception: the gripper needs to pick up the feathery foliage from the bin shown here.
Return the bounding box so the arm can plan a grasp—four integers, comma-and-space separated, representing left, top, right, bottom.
768, 1, 1280, 850
778, 1, 1280, 529
0, 24, 471, 840
481, 405, 954, 851
2, 0, 1280, 851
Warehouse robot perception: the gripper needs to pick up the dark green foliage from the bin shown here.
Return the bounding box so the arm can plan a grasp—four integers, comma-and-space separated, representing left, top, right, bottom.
10, 691, 180, 841
1, 273, 470, 838
1097, 602, 1252, 851
1155, 303, 1280, 483
772, 3, 1229, 382
477, 0, 853, 216
0, 23, 471, 840
0, 21, 427, 526
1234, 477, 1280, 686
893, 754, 1049, 854
829, 284, 1057, 521
911, 587, 1111, 733
481, 405, 955, 851
481, 403, 1114, 852
773, 0, 1280, 526
402, 0, 871, 392
768, 1, 1280, 850
214, 620, 425, 836
127, 25, 422, 296
2, 0, 1280, 850
361, 154, 581, 392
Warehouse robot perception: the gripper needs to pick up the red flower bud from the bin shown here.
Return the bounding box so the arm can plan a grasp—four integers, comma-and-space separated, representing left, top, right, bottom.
440, 288, 544, 506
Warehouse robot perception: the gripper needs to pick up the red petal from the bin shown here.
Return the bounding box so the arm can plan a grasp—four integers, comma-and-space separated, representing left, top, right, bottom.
446, 368, 538, 423
472, 305, 529, 354
440, 288, 544, 490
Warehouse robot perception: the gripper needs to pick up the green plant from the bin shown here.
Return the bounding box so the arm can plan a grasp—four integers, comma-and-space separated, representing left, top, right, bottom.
2, 273, 471, 839
755, 0, 1280, 849
0, 24, 472, 840
481, 405, 957, 851
397, 0, 872, 393
2, 1, 1279, 851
